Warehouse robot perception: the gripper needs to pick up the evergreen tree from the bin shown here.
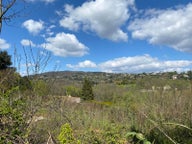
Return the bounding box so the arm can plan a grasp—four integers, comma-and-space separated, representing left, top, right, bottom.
81, 78, 94, 100
0, 51, 12, 70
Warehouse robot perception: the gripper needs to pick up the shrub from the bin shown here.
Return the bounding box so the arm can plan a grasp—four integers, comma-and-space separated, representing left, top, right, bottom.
58, 123, 80, 144
0, 87, 27, 143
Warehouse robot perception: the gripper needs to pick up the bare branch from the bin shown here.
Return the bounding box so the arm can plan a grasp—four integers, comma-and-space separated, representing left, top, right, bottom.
0, 0, 16, 20
0, 0, 24, 32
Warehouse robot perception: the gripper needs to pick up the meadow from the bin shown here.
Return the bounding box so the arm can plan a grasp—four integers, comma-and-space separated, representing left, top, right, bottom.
1, 69, 192, 144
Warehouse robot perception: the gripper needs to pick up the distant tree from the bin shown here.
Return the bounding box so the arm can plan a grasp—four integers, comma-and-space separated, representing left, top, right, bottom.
81, 78, 94, 101
0, 51, 12, 70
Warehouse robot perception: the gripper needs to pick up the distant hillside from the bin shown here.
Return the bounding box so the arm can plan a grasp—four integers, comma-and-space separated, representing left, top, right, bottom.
33, 71, 127, 84
32, 70, 192, 85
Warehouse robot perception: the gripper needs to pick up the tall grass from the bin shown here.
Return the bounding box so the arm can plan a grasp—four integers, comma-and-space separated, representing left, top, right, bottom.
26, 78, 192, 143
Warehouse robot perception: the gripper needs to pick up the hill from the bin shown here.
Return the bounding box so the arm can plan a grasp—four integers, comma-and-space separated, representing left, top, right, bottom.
33, 70, 191, 84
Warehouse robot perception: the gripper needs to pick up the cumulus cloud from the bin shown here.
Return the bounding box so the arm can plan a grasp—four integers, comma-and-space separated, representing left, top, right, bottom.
0, 39, 10, 49
128, 3, 192, 52
22, 19, 44, 35
66, 60, 97, 69
99, 55, 192, 73
21, 39, 36, 47
42, 32, 88, 57
67, 55, 192, 73
60, 0, 135, 41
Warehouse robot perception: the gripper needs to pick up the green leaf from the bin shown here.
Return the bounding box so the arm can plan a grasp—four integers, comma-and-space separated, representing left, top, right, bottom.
136, 133, 145, 141
144, 140, 152, 144
126, 132, 137, 137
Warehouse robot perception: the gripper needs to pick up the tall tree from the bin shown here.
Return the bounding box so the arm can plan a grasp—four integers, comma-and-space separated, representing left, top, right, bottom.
81, 78, 94, 101
0, 51, 12, 70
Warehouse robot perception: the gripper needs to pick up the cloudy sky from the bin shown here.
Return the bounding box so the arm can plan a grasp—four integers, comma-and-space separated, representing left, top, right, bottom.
1, 0, 192, 75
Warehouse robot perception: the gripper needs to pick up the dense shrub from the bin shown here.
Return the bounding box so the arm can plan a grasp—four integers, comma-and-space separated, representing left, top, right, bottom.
0, 87, 27, 143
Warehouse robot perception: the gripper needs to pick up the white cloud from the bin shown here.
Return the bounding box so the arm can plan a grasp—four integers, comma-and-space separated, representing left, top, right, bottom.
67, 60, 97, 69
21, 39, 36, 47
67, 55, 192, 73
42, 32, 88, 57
28, 0, 55, 3
128, 3, 192, 52
0, 38, 10, 49
45, 25, 55, 36
22, 19, 44, 35
99, 55, 192, 73
60, 0, 135, 41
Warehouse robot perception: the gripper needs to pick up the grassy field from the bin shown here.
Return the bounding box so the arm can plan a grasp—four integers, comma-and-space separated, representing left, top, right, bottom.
1, 70, 192, 143
26, 76, 192, 144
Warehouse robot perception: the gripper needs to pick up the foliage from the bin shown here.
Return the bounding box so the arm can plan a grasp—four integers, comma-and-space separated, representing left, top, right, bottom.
126, 131, 152, 144
81, 78, 94, 100
0, 51, 29, 143
18, 76, 32, 91
0, 87, 27, 144
64, 85, 81, 97
0, 68, 20, 93
103, 123, 126, 144
0, 51, 12, 70
32, 79, 49, 97
77, 123, 127, 144
58, 123, 80, 144
146, 123, 192, 144
187, 71, 192, 80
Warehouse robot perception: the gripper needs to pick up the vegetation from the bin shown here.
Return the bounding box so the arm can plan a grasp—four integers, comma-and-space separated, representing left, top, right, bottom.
1, 51, 192, 143
81, 78, 94, 101
58, 123, 80, 144
0, 51, 12, 70
0, 52, 27, 143
1, 2, 192, 142
0, 87, 27, 144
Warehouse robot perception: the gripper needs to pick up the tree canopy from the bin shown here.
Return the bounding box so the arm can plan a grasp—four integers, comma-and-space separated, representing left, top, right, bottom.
0, 51, 12, 70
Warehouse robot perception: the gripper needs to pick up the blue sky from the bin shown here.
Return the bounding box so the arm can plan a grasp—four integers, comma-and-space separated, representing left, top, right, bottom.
1, 0, 192, 75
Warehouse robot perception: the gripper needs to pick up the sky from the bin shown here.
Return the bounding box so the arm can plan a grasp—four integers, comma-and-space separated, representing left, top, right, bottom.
1, 0, 192, 75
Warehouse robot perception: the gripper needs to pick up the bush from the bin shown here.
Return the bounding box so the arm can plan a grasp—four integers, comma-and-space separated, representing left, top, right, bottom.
58, 123, 80, 144
0, 87, 27, 143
